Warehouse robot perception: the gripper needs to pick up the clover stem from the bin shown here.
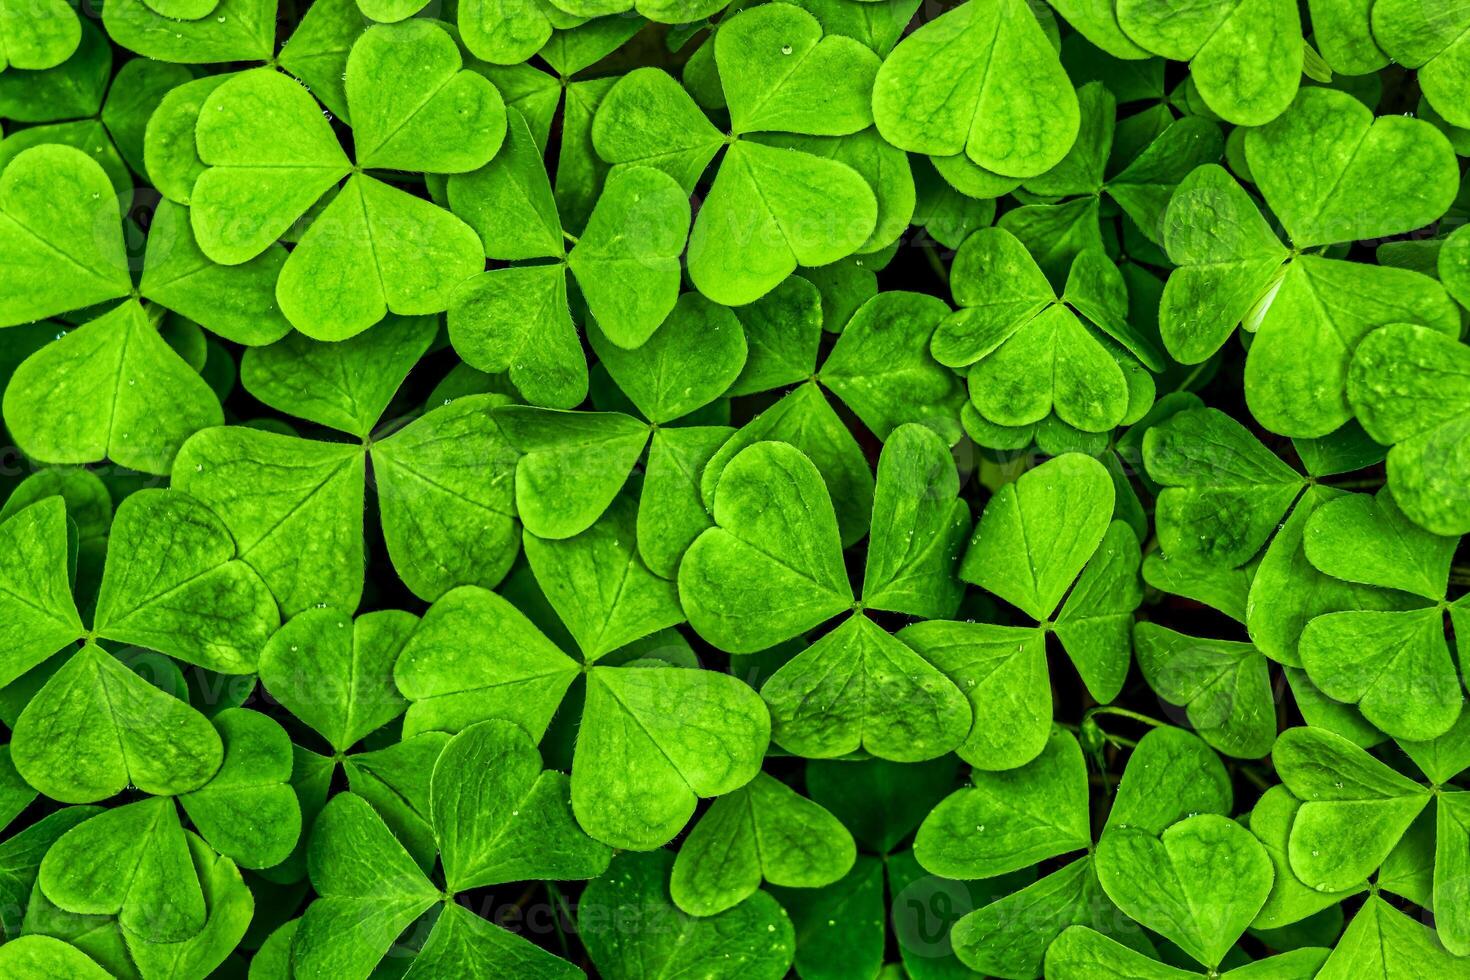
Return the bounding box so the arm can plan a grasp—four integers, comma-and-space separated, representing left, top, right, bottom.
922, 246, 948, 288
563, 230, 580, 246
1169, 360, 1209, 394
1086, 706, 1166, 729
547, 882, 573, 959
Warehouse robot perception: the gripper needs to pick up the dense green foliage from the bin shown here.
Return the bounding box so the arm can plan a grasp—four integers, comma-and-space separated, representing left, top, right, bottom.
1, 0, 1470, 977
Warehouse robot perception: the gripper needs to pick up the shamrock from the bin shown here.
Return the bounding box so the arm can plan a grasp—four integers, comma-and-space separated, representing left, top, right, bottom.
1349, 323, 1470, 535
908, 453, 1140, 769
1159, 87, 1460, 437
704, 283, 966, 546
993, 81, 1224, 273
680, 432, 973, 762
931, 228, 1163, 434
287, 721, 610, 979
175, 321, 521, 610
927, 725, 1232, 977
1295, 489, 1467, 741
0, 489, 279, 802
1144, 407, 1420, 677
445, 105, 691, 408
187, 19, 505, 339
393, 539, 769, 849
592, 3, 886, 305
1271, 723, 1470, 955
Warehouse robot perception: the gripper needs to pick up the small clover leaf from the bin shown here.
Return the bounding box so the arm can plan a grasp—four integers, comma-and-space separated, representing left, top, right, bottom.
670, 771, 855, 916
448, 109, 691, 402
579, 850, 795, 980
0, 498, 87, 690
4, 300, 224, 475
522, 493, 685, 662
932, 231, 1151, 433
1348, 323, 1470, 535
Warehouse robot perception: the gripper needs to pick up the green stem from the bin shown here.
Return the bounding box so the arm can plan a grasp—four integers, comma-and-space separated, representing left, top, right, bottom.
923, 246, 948, 288
546, 882, 572, 959
1087, 706, 1167, 729
1170, 360, 1209, 394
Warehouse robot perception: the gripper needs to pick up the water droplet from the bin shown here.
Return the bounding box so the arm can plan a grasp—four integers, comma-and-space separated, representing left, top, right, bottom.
780, 44, 793, 55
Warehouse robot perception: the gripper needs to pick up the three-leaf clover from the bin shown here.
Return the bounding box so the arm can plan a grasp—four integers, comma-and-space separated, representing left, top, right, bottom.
288, 720, 609, 979
593, 3, 884, 305
188, 20, 505, 339
175, 321, 520, 611
931, 228, 1163, 434
393, 565, 769, 849
0, 490, 278, 802
1271, 723, 1470, 955
680, 432, 973, 762
910, 453, 1139, 770
446, 106, 691, 408
1159, 87, 1460, 437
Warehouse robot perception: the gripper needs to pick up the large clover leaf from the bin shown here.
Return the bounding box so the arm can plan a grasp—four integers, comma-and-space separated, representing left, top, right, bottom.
873, 0, 1079, 179
593, 3, 883, 305
1159, 87, 1460, 437
680, 435, 972, 762
1349, 323, 1470, 535
188, 20, 503, 339
447, 108, 691, 406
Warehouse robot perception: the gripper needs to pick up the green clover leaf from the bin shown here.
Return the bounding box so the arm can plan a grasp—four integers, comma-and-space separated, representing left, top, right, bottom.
873, 0, 1080, 179
670, 771, 855, 916
1349, 323, 1470, 535
1159, 88, 1460, 437
579, 850, 795, 980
